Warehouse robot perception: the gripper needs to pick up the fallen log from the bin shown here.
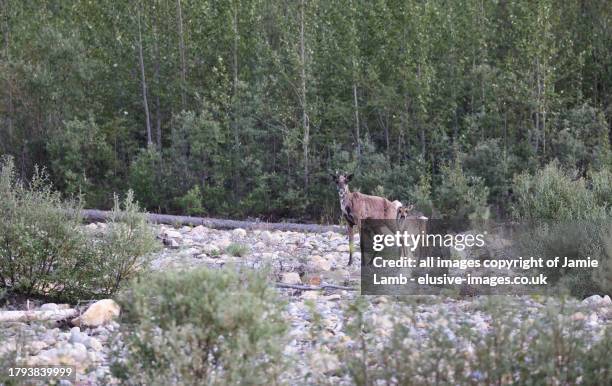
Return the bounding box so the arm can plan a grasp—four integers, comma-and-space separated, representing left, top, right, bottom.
81, 209, 344, 234
275, 283, 356, 291
0, 309, 78, 323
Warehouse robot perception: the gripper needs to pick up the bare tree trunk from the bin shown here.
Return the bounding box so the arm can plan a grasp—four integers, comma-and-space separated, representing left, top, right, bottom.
299, 0, 309, 189
176, 0, 187, 110
153, 3, 162, 149
534, 57, 540, 154
231, 1, 240, 197
0, 309, 78, 323
1, 0, 12, 144
137, 6, 153, 146
81, 209, 344, 233
353, 82, 360, 156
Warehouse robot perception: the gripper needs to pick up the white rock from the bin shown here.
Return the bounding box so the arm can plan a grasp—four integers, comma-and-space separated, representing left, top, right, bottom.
216, 238, 232, 250
232, 228, 247, 238
583, 295, 611, 307
310, 352, 341, 375
86, 337, 103, 351
281, 272, 302, 285
72, 299, 120, 328
190, 225, 208, 237
261, 231, 279, 245
309, 255, 331, 271
163, 229, 182, 239
336, 244, 350, 252
301, 291, 320, 300
40, 303, 59, 311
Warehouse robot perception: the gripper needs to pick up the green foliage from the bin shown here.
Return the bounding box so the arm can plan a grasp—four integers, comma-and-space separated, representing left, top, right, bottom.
0, 0, 610, 222
342, 297, 611, 385
511, 162, 609, 221
129, 147, 164, 212
517, 221, 611, 298
175, 185, 205, 216
551, 104, 611, 171
460, 139, 513, 205
47, 117, 117, 208
0, 157, 158, 302
111, 267, 287, 385
435, 162, 490, 223
511, 163, 611, 297
226, 243, 250, 257
93, 191, 160, 295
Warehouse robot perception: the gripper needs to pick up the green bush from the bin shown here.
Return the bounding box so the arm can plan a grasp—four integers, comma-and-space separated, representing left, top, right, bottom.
93, 191, 160, 295
511, 162, 608, 221
342, 297, 611, 385
111, 268, 287, 385
226, 243, 250, 257
0, 157, 159, 302
511, 162, 611, 297
435, 162, 490, 223
175, 185, 205, 216
47, 117, 117, 208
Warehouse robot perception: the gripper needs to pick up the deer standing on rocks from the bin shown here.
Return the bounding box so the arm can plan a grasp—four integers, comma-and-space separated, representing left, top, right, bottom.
331, 173, 399, 265
396, 204, 428, 259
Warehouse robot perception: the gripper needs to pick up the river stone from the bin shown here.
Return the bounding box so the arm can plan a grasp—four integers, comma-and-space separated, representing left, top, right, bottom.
281, 272, 302, 285
72, 299, 120, 328
232, 228, 247, 238
309, 255, 331, 271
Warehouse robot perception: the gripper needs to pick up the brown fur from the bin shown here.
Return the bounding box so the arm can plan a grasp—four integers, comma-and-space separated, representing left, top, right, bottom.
331, 173, 398, 265
396, 204, 428, 259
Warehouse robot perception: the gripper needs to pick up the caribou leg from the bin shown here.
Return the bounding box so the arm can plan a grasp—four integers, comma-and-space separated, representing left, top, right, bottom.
347, 224, 354, 265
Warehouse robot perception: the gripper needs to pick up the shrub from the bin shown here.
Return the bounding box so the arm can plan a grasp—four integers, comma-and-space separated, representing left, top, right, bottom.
0, 157, 159, 302
0, 157, 90, 301
435, 162, 489, 224
226, 243, 250, 257
511, 162, 611, 297
341, 297, 611, 385
93, 191, 160, 295
175, 185, 205, 216
111, 267, 287, 385
47, 117, 117, 208
511, 162, 608, 221
129, 147, 164, 211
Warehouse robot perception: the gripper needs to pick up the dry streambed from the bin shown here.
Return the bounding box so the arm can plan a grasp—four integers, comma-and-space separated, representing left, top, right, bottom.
1, 223, 611, 385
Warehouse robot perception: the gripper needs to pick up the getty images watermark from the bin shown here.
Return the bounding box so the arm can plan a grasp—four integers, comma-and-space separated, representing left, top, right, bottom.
359, 219, 607, 296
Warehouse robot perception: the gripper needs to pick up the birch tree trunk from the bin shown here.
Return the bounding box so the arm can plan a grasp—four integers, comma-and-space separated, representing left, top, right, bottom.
353, 82, 360, 157
176, 0, 187, 110
137, 6, 153, 146
2, 0, 13, 143
153, 4, 162, 149
299, 0, 309, 190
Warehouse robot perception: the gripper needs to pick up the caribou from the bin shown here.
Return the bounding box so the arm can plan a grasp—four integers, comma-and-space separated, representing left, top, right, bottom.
330, 172, 399, 265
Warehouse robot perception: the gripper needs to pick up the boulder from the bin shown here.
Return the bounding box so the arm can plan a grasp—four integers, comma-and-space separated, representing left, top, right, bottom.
232, 228, 247, 238
281, 272, 302, 285
72, 299, 120, 328
310, 352, 341, 375
309, 255, 331, 271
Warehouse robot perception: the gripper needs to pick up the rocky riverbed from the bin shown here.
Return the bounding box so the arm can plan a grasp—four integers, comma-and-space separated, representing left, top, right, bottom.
1, 223, 611, 385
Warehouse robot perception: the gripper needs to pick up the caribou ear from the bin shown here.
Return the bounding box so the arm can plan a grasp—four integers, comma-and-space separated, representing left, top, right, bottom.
406, 204, 415, 211
346, 173, 354, 182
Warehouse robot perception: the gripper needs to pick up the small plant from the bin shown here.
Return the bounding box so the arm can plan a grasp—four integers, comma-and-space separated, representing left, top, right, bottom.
175, 185, 205, 216
111, 267, 287, 385
93, 190, 160, 295
340, 297, 611, 385
226, 243, 250, 257
209, 248, 221, 258
0, 157, 159, 302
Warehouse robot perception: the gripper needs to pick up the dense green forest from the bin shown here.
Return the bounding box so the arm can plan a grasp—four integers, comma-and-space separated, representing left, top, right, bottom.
0, 0, 610, 222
